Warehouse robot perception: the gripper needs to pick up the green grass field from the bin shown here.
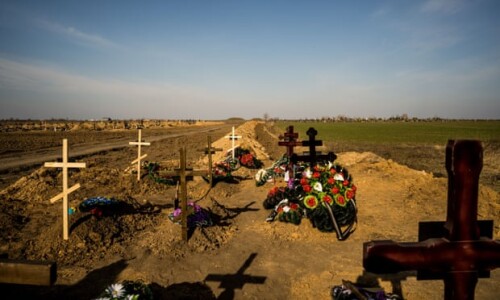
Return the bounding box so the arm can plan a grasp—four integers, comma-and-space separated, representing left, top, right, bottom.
276, 121, 500, 145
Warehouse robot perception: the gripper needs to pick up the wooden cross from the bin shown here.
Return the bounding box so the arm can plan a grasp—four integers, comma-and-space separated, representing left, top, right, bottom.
224, 126, 242, 159
205, 253, 266, 298
44, 139, 86, 240
203, 135, 222, 186
278, 125, 301, 157
129, 129, 150, 181
160, 147, 210, 242
363, 140, 500, 300
292, 127, 336, 166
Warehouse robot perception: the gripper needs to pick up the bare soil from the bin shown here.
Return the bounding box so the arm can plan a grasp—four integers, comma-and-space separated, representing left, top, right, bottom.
0, 120, 498, 299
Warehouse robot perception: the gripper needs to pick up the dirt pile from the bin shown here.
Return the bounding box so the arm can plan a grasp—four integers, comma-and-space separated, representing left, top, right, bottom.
0, 120, 499, 299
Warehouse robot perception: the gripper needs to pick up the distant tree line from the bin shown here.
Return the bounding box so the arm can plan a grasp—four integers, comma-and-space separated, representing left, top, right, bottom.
264, 113, 495, 123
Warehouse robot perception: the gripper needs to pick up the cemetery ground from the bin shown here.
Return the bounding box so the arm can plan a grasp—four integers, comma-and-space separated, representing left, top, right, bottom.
0, 120, 499, 299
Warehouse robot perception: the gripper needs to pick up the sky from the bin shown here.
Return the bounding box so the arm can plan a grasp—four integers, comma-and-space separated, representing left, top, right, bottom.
0, 0, 499, 120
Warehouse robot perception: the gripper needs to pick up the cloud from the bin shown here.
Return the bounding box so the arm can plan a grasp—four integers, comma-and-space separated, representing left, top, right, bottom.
0, 57, 226, 119
421, 0, 466, 14
37, 19, 121, 50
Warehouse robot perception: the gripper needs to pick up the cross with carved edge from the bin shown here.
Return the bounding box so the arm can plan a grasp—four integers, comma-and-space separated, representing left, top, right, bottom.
225, 126, 242, 159
44, 139, 86, 240
278, 125, 301, 157
363, 140, 500, 300
291, 127, 337, 166
129, 129, 150, 181
202, 135, 222, 186
160, 147, 210, 242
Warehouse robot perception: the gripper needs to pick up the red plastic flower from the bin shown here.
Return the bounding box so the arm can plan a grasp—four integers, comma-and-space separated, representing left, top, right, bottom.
335, 195, 346, 206
304, 195, 318, 209
345, 188, 355, 200
303, 185, 312, 193
300, 178, 308, 186
327, 177, 335, 185
330, 168, 336, 175
343, 180, 349, 186
313, 172, 320, 179
331, 187, 340, 194
322, 194, 333, 205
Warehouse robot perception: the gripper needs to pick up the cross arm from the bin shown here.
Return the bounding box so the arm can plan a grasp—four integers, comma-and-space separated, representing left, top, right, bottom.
363, 238, 500, 274
44, 162, 86, 168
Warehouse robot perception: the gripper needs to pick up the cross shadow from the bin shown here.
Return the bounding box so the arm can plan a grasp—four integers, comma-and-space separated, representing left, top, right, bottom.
353, 270, 415, 299
210, 198, 260, 223
204, 253, 266, 300
150, 281, 216, 300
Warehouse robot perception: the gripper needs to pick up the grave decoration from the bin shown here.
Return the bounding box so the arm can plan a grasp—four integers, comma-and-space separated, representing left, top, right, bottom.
257, 126, 356, 240
44, 139, 86, 241
168, 201, 213, 228
254, 154, 290, 186
211, 146, 263, 184
129, 129, 150, 181
331, 280, 401, 300
160, 147, 211, 242
79, 196, 121, 217
363, 140, 500, 300
96, 280, 153, 300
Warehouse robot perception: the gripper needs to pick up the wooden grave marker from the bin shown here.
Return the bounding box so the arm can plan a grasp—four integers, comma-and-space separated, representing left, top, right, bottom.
202, 135, 222, 186
225, 126, 242, 159
278, 125, 301, 157
129, 129, 150, 181
160, 147, 210, 242
291, 127, 337, 166
44, 139, 86, 240
363, 140, 500, 300
0, 259, 56, 286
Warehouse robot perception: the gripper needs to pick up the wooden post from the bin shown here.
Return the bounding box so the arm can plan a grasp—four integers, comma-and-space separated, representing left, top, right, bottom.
129, 129, 150, 181
204, 136, 222, 186
363, 140, 500, 300
44, 139, 86, 240
225, 126, 242, 159
160, 147, 210, 242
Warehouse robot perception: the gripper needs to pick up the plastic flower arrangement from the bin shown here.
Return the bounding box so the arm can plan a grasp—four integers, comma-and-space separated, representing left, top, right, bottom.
297, 162, 357, 232
95, 280, 153, 300
275, 199, 302, 225
168, 201, 213, 228
234, 147, 263, 169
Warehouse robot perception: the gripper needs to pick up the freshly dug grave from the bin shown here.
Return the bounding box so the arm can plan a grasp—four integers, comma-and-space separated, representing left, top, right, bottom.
0, 120, 498, 299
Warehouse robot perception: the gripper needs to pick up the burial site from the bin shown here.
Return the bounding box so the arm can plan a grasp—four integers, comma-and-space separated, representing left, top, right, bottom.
0, 120, 498, 299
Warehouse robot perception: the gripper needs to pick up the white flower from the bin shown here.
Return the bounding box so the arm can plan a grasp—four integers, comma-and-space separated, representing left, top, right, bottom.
106, 283, 125, 298
313, 182, 323, 192
304, 169, 312, 178
334, 173, 344, 181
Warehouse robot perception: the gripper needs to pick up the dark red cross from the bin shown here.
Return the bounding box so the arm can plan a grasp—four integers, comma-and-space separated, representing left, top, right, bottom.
363, 140, 500, 300
278, 125, 302, 157
291, 127, 337, 166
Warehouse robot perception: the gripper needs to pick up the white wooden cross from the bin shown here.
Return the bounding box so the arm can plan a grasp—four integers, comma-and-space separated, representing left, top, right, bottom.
224, 126, 242, 159
44, 139, 86, 240
129, 129, 150, 181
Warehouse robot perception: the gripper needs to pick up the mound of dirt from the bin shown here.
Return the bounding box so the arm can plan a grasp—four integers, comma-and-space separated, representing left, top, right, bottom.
0, 120, 499, 300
